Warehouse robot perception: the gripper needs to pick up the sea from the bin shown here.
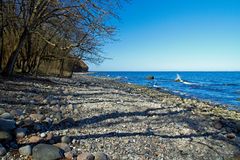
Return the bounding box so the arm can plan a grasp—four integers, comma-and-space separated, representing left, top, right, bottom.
92, 71, 240, 109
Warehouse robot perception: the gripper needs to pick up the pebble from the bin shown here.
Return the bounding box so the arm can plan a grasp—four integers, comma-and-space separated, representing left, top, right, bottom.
64, 151, 73, 159
29, 136, 42, 143
40, 133, 46, 138
32, 144, 64, 160
0, 144, 7, 156
16, 128, 27, 138
46, 133, 53, 141
0, 118, 16, 131
94, 152, 110, 160
0, 108, 5, 115
227, 133, 236, 140
77, 153, 95, 160
55, 112, 62, 121
0, 113, 14, 119
19, 145, 31, 156
61, 136, 71, 144
30, 114, 45, 122
10, 109, 23, 116
54, 143, 71, 152
72, 139, 77, 144
214, 122, 223, 130
0, 131, 12, 142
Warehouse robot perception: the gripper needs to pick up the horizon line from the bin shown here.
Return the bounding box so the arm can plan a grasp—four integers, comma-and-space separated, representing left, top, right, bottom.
89, 70, 240, 72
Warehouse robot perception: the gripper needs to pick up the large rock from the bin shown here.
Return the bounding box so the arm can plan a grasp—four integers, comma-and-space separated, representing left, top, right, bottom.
19, 145, 32, 156
32, 144, 64, 160
146, 75, 154, 80
0, 118, 16, 131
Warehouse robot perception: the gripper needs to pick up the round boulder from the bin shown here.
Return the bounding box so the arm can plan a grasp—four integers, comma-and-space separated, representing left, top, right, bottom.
32, 144, 64, 160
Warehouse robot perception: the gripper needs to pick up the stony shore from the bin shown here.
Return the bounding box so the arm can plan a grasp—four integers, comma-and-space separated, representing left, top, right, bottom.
0, 74, 240, 160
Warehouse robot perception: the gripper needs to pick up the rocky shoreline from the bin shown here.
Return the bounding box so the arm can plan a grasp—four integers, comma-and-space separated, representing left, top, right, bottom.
0, 74, 240, 160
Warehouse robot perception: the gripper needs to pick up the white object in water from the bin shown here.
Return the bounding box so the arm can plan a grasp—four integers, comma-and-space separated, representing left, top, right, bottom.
175, 74, 183, 82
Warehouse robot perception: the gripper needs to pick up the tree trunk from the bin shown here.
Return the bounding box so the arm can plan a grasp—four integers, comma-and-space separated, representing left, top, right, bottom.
2, 28, 28, 76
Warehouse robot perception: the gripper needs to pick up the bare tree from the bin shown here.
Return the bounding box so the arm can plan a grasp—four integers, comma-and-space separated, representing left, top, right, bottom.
1, 0, 128, 76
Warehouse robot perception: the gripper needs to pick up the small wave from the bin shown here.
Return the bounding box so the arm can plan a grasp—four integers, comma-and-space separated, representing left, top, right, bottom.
182, 81, 198, 85
153, 84, 161, 88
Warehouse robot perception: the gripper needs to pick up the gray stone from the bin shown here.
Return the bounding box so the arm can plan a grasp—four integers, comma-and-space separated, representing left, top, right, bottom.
0, 144, 7, 156
53, 143, 71, 152
0, 131, 12, 141
77, 153, 94, 160
93, 152, 110, 160
61, 136, 71, 144
30, 114, 45, 122
10, 109, 23, 117
19, 145, 31, 156
0, 118, 16, 131
55, 112, 62, 121
0, 108, 5, 115
16, 128, 27, 138
0, 113, 14, 120
32, 144, 64, 160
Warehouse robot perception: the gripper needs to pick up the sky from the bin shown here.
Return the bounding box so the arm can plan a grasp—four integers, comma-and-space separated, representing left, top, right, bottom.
89, 0, 240, 71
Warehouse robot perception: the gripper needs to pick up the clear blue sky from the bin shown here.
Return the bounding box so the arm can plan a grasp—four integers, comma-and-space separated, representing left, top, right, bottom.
89, 0, 240, 71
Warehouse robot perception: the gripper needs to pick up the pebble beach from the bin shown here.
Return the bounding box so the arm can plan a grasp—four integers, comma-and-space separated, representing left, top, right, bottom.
0, 74, 240, 160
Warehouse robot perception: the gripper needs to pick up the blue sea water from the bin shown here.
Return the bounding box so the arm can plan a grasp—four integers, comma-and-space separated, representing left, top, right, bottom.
92, 72, 240, 108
